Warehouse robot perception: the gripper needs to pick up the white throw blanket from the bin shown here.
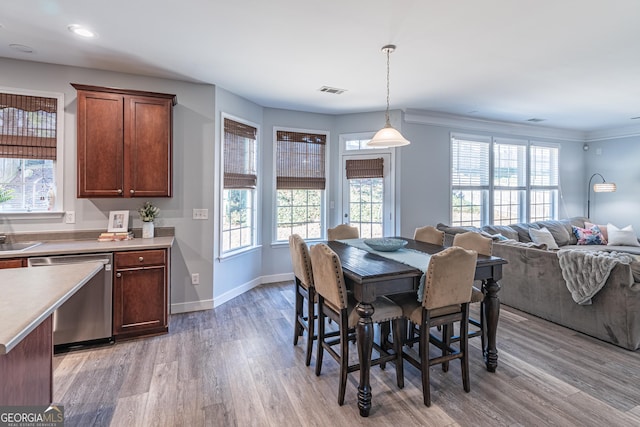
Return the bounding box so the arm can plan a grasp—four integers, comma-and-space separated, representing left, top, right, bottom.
557, 249, 634, 305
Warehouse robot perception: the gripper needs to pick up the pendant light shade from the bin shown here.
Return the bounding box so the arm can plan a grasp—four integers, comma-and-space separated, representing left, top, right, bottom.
367, 44, 410, 148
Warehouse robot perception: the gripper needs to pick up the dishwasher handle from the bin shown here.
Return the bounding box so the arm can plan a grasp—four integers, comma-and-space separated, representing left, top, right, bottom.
28, 255, 112, 267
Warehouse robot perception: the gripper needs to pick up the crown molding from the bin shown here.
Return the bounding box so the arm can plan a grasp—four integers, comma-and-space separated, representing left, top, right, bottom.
583, 124, 640, 142
404, 109, 587, 142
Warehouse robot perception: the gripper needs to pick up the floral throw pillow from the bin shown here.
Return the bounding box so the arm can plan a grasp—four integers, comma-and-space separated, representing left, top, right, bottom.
572, 225, 607, 245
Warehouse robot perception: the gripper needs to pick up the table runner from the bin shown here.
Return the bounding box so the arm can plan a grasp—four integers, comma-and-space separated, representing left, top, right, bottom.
338, 238, 431, 301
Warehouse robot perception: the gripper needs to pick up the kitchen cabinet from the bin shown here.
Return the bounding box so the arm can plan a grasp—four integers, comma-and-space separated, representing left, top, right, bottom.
0, 258, 27, 269
72, 84, 177, 198
113, 249, 168, 339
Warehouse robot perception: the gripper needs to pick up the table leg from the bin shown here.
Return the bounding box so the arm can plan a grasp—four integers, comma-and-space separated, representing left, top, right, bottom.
483, 278, 500, 372
356, 301, 374, 417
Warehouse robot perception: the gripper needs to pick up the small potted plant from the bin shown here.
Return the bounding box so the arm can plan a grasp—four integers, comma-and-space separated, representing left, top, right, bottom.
138, 201, 160, 238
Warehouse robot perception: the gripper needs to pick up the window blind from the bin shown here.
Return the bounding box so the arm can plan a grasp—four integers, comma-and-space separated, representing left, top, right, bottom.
0, 92, 57, 160
223, 118, 257, 189
276, 130, 326, 190
346, 158, 383, 179
451, 136, 489, 187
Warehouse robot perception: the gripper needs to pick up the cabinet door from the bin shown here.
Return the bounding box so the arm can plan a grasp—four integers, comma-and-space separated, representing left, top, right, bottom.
0, 258, 27, 269
76, 91, 125, 197
125, 96, 173, 197
113, 265, 167, 337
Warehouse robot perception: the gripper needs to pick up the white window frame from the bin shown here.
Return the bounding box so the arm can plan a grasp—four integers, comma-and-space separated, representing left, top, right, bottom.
272, 126, 329, 244
451, 132, 560, 226
218, 112, 260, 258
0, 86, 64, 219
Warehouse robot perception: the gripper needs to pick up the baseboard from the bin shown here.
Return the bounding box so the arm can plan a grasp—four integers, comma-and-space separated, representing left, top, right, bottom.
171, 299, 214, 314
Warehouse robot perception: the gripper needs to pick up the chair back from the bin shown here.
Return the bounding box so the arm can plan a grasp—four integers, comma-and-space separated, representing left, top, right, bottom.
309, 243, 349, 311
289, 234, 314, 289
422, 246, 477, 310
327, 224, 359, 241
414, 225, 445, 245
452, 231, 493, 256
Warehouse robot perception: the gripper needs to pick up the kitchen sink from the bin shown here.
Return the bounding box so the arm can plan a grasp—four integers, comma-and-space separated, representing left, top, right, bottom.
0, 241, 42, 252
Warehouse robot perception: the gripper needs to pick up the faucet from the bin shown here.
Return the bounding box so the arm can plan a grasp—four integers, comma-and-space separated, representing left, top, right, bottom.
0, 235, 6, 244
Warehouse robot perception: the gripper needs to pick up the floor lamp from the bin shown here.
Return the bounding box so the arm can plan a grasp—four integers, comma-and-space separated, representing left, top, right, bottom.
587, 173, 616, 218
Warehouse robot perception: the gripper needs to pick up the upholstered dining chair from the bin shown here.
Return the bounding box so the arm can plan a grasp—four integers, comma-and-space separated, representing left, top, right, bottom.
289, 234, 317, 366
452, 231, 493, 353
309, 243, 405, 405
414, 225, 445, 246
398, 246, 478, 406
327, 224, 359, 241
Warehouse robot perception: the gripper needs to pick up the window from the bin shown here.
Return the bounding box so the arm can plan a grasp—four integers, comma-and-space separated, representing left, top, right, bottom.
221, 116, 258, 254
451, 133, 559, 227
275, 129, 327, 241
0, 89, 63, 213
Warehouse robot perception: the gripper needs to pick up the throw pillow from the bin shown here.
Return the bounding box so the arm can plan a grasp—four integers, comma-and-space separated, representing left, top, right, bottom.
585, 221, 609, 242
572, 225, 607, 245
529, 227, 559, 250
607, 223, 640, 246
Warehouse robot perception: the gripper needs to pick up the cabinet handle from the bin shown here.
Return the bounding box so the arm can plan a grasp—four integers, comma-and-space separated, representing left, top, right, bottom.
116, 272, 122, 278
130, 189, 135, 194
117, 189, 123, 194
139, 257, 144, 262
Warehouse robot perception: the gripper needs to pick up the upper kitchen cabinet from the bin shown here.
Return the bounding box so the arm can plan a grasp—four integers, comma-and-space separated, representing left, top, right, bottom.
72, 84, 177, 198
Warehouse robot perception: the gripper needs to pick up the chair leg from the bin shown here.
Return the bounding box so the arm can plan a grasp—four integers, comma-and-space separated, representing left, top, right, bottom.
293, 281, 303, 345
305, 288, 315, 366
379, 322, 390, 369
338, 315, 349, 406
420, 310, 432, 406
442, 323, 451, 372
315, 305, 325, 377
392, 318, 404, 389
461, 304, 471, 393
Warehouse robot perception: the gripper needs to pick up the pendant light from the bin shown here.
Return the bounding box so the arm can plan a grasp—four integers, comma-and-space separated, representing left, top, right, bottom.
367, 44, 410, 148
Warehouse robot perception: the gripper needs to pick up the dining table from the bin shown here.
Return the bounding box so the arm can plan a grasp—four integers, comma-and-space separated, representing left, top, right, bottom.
326, 237, 508, 417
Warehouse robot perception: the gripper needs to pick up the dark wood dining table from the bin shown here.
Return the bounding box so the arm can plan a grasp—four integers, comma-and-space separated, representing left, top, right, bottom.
326, 238, 507, 417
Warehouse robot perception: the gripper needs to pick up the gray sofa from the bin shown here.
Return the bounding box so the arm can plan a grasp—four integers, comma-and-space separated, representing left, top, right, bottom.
438, 217, 640, 351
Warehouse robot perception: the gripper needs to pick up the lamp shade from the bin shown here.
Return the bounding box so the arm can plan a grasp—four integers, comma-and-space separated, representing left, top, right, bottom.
593, 182, 616, 193
367, 124, 410, 148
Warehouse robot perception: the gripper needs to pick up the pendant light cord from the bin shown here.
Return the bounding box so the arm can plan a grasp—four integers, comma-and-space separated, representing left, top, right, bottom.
385, 47, 391, 126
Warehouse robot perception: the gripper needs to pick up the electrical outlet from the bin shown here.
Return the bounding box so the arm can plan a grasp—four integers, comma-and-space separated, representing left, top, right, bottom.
193, 209, 208, 220
65, 211, 76, 224
191, 273, 200, 285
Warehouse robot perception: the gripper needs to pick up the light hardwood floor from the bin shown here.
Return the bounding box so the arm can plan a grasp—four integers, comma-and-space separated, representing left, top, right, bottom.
53, 281, 640, 426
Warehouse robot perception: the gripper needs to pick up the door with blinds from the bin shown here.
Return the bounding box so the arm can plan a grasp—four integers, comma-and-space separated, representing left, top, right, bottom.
341, 153, 392, 239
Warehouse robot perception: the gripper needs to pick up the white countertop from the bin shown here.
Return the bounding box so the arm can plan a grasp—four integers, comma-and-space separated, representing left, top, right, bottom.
0, 262, 104, 354
0, 236, 174, 258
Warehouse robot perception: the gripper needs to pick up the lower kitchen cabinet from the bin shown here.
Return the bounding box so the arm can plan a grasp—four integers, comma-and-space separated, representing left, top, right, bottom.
113, 249, 168, 339
0, 258, 27, 269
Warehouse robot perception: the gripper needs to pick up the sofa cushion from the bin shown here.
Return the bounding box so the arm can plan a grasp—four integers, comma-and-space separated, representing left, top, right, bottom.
534, 220, 573, 246
436, 223, 480, 235
481, 224, 519, 241
585, 221, 609, 242
572, 225, 607, 245
529, 227, 559, 249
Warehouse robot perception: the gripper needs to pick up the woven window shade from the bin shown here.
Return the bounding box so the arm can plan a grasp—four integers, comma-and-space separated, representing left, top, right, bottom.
346, 158, 384, 179
0, 92, 57, 160
224, 118, 257, 189
276, 131, 326, 190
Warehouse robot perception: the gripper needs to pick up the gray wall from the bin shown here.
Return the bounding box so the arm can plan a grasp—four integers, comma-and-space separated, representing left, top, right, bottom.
5, 57, 636, 313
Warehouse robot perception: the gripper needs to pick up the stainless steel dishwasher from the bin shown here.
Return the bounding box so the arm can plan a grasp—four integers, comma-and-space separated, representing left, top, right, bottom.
28, 253, 113, 351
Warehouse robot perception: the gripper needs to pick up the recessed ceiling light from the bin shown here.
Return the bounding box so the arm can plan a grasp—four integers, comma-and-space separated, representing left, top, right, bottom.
9, 44, 34, 53
68, 24, 97, 38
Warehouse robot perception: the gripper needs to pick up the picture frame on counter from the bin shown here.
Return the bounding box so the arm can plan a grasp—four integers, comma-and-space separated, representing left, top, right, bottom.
107, 210, 129, 232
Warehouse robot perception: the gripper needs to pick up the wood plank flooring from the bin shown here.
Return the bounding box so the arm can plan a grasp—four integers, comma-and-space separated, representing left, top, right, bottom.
53, 281, 640, 426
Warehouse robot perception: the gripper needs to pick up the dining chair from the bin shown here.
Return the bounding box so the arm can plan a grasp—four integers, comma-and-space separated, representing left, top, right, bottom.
413, 225, 445, 246
327, 224, 359, 241
288, 234, 317, 366
398, 246, 478, 406
451, 231, 492, 354
309, 243, 404, 405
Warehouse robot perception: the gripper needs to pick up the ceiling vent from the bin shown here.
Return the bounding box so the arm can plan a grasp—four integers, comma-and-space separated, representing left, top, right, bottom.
526, 118, 546, 123
319, 86, 347, 95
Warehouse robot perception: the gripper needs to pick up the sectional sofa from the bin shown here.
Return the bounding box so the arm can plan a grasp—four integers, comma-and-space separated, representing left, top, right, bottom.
438, 217, 640, 351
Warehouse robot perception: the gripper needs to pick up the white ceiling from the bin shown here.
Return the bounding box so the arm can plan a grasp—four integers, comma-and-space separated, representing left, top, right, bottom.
1, 0, 639, 132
